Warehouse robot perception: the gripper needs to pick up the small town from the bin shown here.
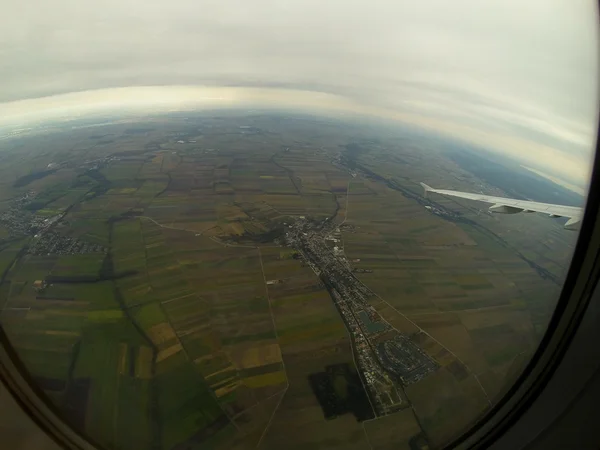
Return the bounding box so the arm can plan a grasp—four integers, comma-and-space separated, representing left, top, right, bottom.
28, 231, 106, 256
284, 217, 438, 416
0, 192, 105, 256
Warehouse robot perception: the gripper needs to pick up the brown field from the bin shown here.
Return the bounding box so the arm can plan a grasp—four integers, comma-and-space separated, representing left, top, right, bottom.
147, 322, 178, 346
363, 409, 422, 450
227, 341, 283, 369
258, 245, 368, 450
405, 368, 490, 447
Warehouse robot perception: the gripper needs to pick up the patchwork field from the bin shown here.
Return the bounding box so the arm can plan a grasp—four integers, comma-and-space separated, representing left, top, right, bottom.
0, 113, 579, 450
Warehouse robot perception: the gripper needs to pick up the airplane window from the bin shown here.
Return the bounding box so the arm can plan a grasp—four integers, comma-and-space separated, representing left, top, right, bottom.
0, 1, 597, 449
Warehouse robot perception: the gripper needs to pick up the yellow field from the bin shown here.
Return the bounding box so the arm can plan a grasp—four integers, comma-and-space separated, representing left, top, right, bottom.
148, 322, 177, 346
243, 370, 286, 389
135, 346, 153, 379
118, 344, 128, 375
156, 343, 183, 362
210, 376, 238, 391
223, 222, 245, 236
240, 343, 282, 369
43, 330, 80, 337
214, 381, 240, 398
205, 364, 237, 380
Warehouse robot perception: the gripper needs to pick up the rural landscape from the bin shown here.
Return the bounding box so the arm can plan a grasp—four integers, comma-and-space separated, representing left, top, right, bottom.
0, 111, 580, 450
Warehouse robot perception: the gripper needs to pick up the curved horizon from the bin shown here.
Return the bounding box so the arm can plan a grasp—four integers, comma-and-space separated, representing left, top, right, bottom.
0, 84, 594, 188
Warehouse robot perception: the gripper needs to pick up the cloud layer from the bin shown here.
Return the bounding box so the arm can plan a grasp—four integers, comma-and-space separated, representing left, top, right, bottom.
1, 0, 597, 184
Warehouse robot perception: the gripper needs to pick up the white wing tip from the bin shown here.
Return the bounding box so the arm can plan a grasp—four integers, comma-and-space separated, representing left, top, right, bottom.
420, 182, 433, 198
420, 182, 435, 197
564, 217, 581, 230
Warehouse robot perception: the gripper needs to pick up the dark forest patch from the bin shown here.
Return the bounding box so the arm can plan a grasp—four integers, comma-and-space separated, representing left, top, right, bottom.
308, 363, 374, 422
36, 376, 66, 391
14, 169, 58, 187
62, 378, 90, 431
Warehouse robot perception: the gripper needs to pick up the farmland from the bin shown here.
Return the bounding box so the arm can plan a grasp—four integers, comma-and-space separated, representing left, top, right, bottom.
0, 112, 580, 449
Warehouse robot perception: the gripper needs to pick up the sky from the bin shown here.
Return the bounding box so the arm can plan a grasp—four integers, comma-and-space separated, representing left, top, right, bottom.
0, 0, 597, 186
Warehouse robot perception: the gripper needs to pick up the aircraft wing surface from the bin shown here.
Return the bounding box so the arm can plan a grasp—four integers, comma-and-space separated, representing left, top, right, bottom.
420, 183, 583, 230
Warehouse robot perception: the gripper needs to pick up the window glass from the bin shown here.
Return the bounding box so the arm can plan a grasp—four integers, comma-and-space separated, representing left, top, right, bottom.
0, 1, 597, 449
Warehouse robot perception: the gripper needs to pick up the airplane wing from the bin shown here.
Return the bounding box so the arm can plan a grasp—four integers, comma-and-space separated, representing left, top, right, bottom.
420, 182, 583, 230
